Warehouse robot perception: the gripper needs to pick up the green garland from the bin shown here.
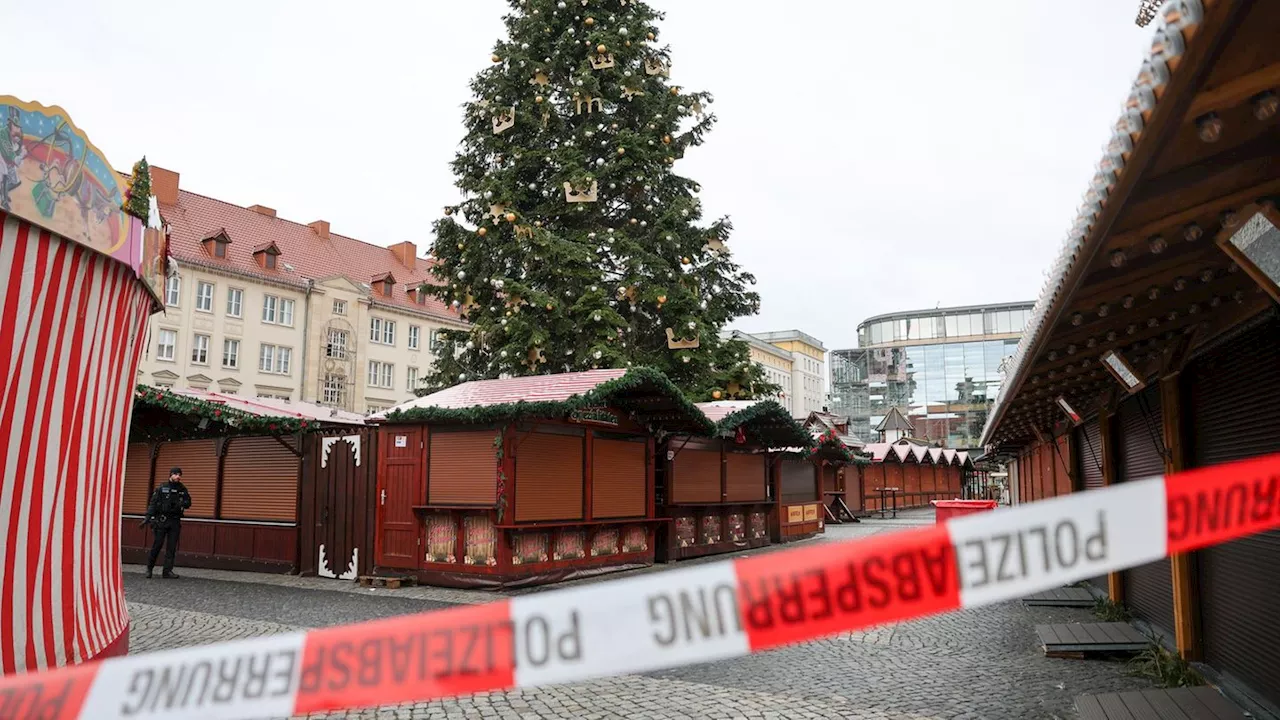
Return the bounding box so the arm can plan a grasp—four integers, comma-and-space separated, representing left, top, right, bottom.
805, 429, 871, 466
132, 384, 311, 441
122, 157, 151, 224
385, 367, 714, 436
712, 400, 812, 449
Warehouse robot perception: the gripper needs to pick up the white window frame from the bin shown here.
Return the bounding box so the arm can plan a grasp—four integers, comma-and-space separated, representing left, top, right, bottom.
195, 281, 214, 313
259, 343, 292, 375
261, 295, 295, 326
165, 276, 181, 307
322, 373, 346, 406
370, 317, 396, 346
332, 299, 347, 316
408, 325, 421, 351
368, 360, 394, 389
191, 334, 210, 365
226, 287, 243, 318
407, 366, 419, 390
326, 328, 349, 360
222, 338, 240, 369
156, 329, 177, 361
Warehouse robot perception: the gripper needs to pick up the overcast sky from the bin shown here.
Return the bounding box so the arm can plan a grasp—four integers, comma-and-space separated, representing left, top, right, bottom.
6, 0, 1154, 351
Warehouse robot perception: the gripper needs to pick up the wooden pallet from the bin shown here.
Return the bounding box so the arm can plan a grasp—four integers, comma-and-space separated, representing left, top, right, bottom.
358, 575, 413, 589
1036, 622, 1149, 656
1076, 687, 1247, 719
1021, 587, 1095, 607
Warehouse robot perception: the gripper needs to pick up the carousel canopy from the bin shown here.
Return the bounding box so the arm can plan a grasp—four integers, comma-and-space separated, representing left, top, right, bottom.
131, 385, 364, 442
374, 367, 714, 436
695, 400, 812, 449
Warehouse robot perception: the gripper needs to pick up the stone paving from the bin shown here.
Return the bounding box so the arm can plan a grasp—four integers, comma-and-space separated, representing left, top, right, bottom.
124, 509, 1159, 719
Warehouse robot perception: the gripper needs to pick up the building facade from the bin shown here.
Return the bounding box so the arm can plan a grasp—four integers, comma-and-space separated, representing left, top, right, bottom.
731, 330, 827, 419
138, 167, 467, 413
829, 302, 1033, 449
725, 330, 794, 413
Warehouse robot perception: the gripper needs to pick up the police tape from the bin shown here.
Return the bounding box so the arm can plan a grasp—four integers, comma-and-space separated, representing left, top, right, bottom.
3, 452, 1279, 720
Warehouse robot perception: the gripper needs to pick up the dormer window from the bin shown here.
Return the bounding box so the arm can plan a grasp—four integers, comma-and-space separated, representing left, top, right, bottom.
200, 229, 232, 259
371, 272, 396, 298
252, 241, 282, 270
408, 284, 428, 305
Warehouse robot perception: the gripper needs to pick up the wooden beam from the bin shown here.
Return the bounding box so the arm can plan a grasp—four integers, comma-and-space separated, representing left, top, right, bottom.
1099, 408, 1125, 605
1161, 374, 1200, 661
1187, 61, 1280, 118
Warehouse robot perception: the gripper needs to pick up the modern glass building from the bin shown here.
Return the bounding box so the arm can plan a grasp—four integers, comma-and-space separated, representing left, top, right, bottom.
829, 302, 1035, 450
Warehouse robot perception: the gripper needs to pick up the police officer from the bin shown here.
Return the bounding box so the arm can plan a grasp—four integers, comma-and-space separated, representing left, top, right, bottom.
143, 467, 192, 578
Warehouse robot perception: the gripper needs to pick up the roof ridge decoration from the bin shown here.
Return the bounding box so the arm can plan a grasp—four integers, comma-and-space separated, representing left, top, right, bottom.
979, 0, 1205, 447
381, 367, 715, 436
706, 399, 812, 450
132, 384, 314, 441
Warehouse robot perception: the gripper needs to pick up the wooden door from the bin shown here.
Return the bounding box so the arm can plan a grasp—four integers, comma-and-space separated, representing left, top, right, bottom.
310, 432, 371, 580
376, 427, 423, 569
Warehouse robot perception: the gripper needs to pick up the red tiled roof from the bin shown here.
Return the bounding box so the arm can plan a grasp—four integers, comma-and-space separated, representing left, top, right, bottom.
385, 369, 630, 412
158, 184, 463, 325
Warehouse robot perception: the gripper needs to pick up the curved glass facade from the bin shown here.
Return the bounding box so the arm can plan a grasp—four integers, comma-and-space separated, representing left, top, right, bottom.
831, 303, 1034, 450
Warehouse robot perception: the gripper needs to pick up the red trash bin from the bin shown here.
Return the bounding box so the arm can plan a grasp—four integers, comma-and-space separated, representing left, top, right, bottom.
931, 499, 999, 524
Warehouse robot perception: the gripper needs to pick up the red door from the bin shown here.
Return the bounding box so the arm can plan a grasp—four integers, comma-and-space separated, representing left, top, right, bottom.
376, 427, 423, 569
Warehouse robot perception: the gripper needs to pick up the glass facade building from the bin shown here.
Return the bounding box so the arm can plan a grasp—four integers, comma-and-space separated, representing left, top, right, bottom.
830, 302, 1034, 450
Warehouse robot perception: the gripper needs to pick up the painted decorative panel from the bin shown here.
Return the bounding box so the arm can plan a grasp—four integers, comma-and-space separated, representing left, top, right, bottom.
463, 514, 497, 566
425, 514, 457, 564
750, 512, 767, 539
727, 513, 745, 542
554, 529, 586, 561
622, 526, 647, 553
592, 527, 619, 557
675, 515, 696, 548
511, 532, 550, 565
700, 514, 722, 545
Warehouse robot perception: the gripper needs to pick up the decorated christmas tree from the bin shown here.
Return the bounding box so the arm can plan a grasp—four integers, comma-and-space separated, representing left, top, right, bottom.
424, 0, 775, 401
122, 156, 151, 224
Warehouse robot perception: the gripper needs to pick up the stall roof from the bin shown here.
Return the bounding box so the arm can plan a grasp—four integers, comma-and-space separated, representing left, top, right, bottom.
375, 367, 715, 436
694, 400, 812, 449
982, 0, 1280, 448
131, 385, 364, 442
862, 440, 973, 468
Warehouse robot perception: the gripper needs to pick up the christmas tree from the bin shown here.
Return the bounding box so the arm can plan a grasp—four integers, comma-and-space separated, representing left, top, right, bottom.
122, 157, 151, 225
424, 0, 775, 401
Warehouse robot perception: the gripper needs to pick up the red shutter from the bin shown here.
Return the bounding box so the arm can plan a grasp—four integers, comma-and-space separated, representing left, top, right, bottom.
673, 449, 720, 503
592, 438, 645, 518
515, 433, 583, 522
156, 440, 217, 518
725, 452, 766, 502
429, 431, 497, 505
221, 436, 299, 522
122, 444, 153, 515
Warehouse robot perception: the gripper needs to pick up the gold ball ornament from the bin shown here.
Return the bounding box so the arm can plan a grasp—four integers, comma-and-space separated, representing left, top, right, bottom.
491, 54, 502, 63
656, 295, 667, 305
477, 227, 488, 237
712, 390, 722, 400
584, 16, 595, 25
616, 147, 626, 155
596, 43, 607, 53
457, 243, 465, 250
546, 303, 554, 311
629, 218, 638, 225
662, 135, 671, 144
647, 32, 655, 40
681, 256, 691, 264
535, 95, 545, 104
534, 220, 543, 227
444, 206, 453, 216
610, 122, 618, 130
505, 212, 517, 222
625, 40, 631, 47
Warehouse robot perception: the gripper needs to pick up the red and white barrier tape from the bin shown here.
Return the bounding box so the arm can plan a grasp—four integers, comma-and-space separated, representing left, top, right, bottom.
2, 453, 1278, 720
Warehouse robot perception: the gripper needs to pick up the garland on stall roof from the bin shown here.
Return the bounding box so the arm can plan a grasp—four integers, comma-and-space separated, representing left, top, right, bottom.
807, 429, 871, 465
132, 385, 312, 440
385, 367, 715, 436
712, 400, 811, 449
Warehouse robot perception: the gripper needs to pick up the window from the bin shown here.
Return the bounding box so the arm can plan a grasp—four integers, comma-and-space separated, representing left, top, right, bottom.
259, 344, 292, 375
165, 276, 180, 307
368, 360, 394, 389
264, 253, 277, 270
222, 339, 240, 368
195, 282, 214, 312
332, 299, 347, 316
257, 392, 291, 401
262, 295, 295, 326
323, 373, 346, 406
213, 240, 227, 258
366, 404, 389, 414
370, 317, 396, 345
157, 329, 176, 361
408, 325, 421, 350
429, 329, 443, 351
407, 366, 420, 390
326, 329, 349, 360
191, 334, 210, 364
226, 288, 243, 318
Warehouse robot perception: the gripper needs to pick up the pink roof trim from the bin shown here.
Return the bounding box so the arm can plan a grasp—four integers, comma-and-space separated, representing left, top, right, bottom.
382, 369, 629, 413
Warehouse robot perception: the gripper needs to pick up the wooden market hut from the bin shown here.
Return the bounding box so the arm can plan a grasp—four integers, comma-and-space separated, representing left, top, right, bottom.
121, 387, 371, 576
370, 368, 713, 588
982, 0, 1280, 712
655, 400, 811, 561
772, 427, 866, 537
859, 440, 969, 513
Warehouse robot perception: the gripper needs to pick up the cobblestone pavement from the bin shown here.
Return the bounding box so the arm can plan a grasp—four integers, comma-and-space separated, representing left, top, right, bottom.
124, 509, 1157, 719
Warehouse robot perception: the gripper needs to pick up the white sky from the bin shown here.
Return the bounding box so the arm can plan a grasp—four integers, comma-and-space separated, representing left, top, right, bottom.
5, 0, 1154, 351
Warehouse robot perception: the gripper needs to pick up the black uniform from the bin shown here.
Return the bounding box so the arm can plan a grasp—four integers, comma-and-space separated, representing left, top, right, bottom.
145, 476, 191, 577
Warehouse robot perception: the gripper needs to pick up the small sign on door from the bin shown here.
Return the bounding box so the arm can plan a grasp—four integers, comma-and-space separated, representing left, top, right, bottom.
395, 435, 407, 448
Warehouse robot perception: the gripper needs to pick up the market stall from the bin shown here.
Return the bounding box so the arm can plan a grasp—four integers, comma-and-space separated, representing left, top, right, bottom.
861, 440, 969, 512
0, 95, 163, 673
656, 400, 809, 561
371, 368, 712, 588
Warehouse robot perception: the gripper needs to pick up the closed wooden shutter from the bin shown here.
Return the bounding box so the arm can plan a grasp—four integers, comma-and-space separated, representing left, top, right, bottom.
430, 431, 496, 505
673, 449, 720, 503
1187, 315, 1280, 709
1076, 420, 1104, 491
515, 432, 583, 522
780, 458, 815, 502
1118, 386, 1173, 636
122, 443, 153, 514
725, 452, 766, 502
156, 440, 217, 518
592, 438, 645, 518
222, 436, 299, 522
